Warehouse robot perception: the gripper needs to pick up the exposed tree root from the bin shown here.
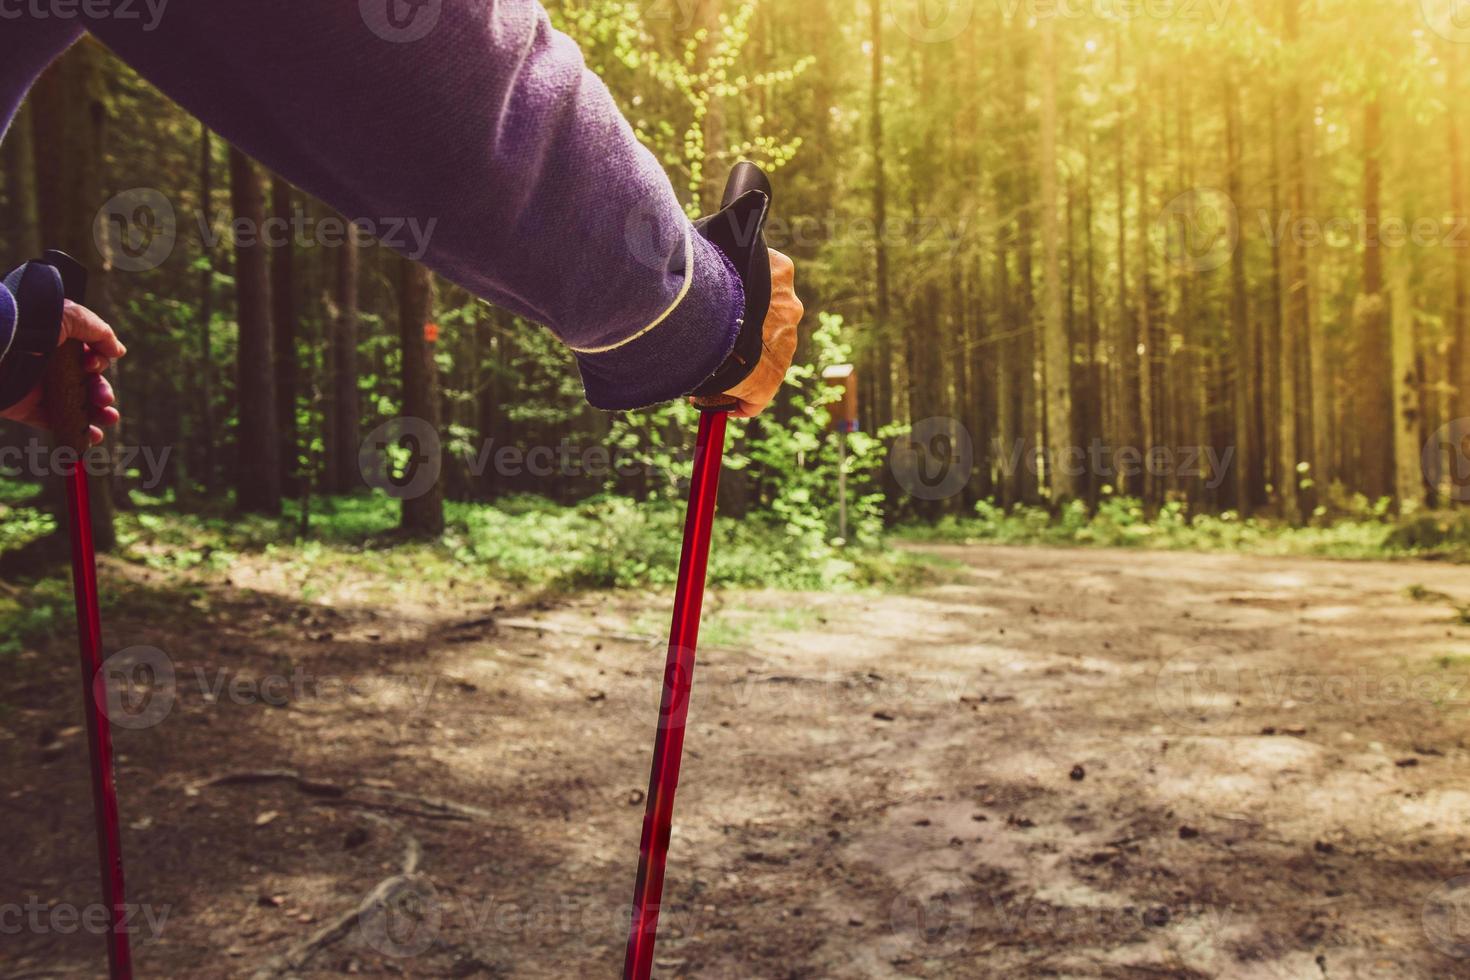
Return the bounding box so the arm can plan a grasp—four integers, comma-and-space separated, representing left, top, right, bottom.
356, 786, 490, 820
197, 768, 346, 797
316, 797, 474, 822
248, 812, 426, 979
198, 769, 478, 973
193, 769, 483, 817
498, 617, 659, 645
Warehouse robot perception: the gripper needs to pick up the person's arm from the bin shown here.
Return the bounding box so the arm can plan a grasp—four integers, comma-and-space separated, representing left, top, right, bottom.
0, 24, 123, 441
87, 2, 753, 411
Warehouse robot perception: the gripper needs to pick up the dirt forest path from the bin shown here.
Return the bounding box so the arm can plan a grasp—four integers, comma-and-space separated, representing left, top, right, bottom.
6, 543, 1470, 979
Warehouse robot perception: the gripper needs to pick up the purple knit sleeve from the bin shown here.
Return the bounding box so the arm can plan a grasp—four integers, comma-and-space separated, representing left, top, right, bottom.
83, 1, 743, 410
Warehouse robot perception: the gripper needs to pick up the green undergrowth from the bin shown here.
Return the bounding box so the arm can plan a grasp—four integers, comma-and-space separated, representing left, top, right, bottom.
0, 480, 55, 556
897, 496, 1470, 563
105, 491, 934, 593
0, 490, 936, 670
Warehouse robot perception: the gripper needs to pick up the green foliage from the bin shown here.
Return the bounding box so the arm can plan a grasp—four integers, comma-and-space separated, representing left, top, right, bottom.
739, 313, 888, 546
900, 494, 1470, 563
0, 577, 72, 659
605, 312, 888, 547
108, 491, 926, 593
1386, 513, 1470, 554
0, 482, 54, 555
451, 493, 871, 589
446, 491, 929, 590
553, 0, 807, 211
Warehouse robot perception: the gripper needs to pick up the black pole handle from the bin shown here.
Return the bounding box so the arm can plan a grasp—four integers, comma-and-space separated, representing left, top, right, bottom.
693, 162, 772, 413
43, 249, 89, 303
39, 249, 91, 454
719, 160, 772, 210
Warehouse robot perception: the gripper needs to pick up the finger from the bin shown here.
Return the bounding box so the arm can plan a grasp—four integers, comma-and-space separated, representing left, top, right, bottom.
87, 374, 115, 409
83, 351, 113, 375
88, 405, 120, 429
88, 424, 104, 446
61, 302, 126, 359
769, 249, 795, 286
773, 319, 799, 357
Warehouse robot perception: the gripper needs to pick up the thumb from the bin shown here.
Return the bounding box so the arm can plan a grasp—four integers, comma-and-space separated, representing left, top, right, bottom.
61, 301, 126, 360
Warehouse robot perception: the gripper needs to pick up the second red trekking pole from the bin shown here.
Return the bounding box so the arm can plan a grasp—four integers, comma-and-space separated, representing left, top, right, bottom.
37, 249, 133, 979
623, 162, 773, 980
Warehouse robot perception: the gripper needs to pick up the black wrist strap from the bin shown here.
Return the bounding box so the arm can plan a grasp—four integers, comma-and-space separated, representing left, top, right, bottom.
690, 188, 771, 397
0, 259, 66, 413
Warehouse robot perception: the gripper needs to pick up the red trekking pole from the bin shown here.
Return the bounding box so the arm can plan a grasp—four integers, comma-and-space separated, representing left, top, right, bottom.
623, 163, 772, 980
38, 249, 134, 979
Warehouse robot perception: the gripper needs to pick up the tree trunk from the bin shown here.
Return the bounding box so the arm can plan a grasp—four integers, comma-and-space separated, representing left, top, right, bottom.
2, 101, 41, 258
480, 307, 514, 498
1264, 91, 1283, 508
995, 243, 1017, 506
229, 146, 281, 514
1135, 66, 1155, 506
1300, 78, 1329, 512
1113, 29, 1135, 498
1276, 1, 1302, 522
695, 0, 726, 210
870, 0, 893, 436
398, 258, 444, 536
270, 176, 298, 494
1013, 35, 1040, 505
1450, 47, 1470, 437
1390, 257, 1422, 513
197, 124, 216, 495
1039, 19, 1075, 502
1226, 75, 1254, 515
1355, 98, 1393, 502
329, 227, 361, 494
1084, 127, 1100, 506
970, 252, 994, 501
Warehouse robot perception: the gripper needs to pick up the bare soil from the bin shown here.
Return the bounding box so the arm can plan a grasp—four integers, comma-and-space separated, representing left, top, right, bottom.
5, 543, 1470, 978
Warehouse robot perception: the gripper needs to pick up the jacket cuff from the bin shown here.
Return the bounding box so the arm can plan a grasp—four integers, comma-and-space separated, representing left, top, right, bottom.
0, 284, 15, 365
0, 263, 64, 413
575, 233, 745, 411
